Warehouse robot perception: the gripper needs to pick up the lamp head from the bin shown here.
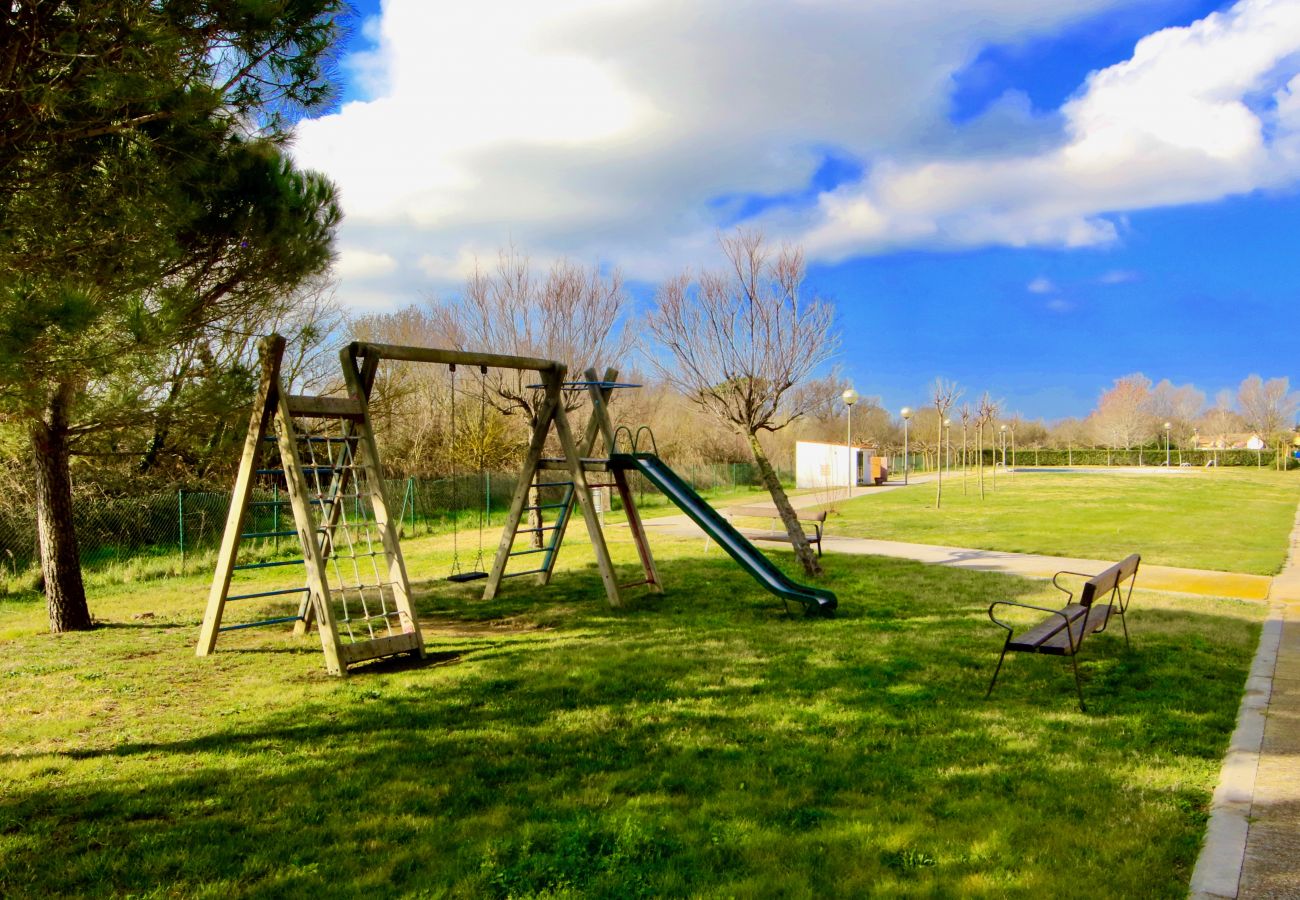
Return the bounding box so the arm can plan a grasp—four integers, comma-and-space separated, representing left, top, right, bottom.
900, 406, 912, 420
1164, 421, 1171, 430
842, 388, 859, 406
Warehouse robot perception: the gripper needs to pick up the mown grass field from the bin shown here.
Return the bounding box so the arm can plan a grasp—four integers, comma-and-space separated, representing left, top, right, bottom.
0, 522, 1264, 897
833, 468, 1300, 575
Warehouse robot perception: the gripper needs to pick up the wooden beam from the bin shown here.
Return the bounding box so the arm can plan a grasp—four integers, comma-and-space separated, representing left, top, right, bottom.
196, 335, 284, 656
273, 383, 347, 677
585, 367, 661, 594
535, 458, 612, 471
350, 341, 564, 375
551, 372, 623, 608
285, 394, 365, 420
483, 389, 561, 600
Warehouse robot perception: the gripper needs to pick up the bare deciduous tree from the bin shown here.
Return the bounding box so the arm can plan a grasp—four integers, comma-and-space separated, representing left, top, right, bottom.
1238, 375, 1297, 439
976, 394, 999, 499
958, 404, 972, 495
1089, 373, 1153, 453
931, 378, 961, 508
435, 246, 636, 429
646, 230, 839, 577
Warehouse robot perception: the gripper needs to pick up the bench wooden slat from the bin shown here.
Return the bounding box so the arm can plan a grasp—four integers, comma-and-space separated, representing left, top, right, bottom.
1036, 605, 1112, 655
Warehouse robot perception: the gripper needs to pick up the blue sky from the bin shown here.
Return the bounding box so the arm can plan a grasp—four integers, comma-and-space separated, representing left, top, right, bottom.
299, 0, 1300, 420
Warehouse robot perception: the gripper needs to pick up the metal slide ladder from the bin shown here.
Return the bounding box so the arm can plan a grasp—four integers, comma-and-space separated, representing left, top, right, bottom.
501, 479, 575, 578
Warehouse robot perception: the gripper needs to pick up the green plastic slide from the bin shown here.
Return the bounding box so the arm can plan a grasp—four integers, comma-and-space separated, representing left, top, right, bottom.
611, 453, 837, 617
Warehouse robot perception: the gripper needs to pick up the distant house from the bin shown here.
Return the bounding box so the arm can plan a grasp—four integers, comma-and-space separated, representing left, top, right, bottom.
1192, 432, 1267, 450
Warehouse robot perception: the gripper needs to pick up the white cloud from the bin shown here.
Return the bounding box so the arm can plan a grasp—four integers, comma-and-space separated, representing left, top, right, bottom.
1097, 269, 1139, 284
792, 0, 1300, 259
334, 248, 398, 279
293, 0, 1300, 310
1027, 277, 1056, 294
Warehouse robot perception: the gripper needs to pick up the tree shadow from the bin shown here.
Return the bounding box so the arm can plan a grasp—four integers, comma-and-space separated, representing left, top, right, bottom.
0, 552, 1263, 896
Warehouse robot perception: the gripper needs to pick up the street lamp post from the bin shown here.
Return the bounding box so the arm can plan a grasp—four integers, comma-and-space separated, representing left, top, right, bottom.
944, 418, 951, 473
999, 424, 1007, 468
1164, 421, 1171, 467
1010, 425, 1016, 471
843, 388, 859, 498
901, 407, 913, 485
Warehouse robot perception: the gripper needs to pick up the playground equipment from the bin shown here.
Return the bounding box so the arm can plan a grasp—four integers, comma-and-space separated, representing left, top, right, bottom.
197, 335, 424, 675
199, 337, 836, 674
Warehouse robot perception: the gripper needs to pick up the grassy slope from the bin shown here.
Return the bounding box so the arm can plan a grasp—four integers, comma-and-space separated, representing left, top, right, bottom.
0, 527, 1262, 898
834, 469, 1300, 575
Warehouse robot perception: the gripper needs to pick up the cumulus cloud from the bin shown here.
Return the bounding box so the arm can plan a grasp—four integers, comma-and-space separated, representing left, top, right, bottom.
1027, 277, 1056, 294
793, 0, 1300, 259
293, 0, 1300, 309
335, 248, 398, 279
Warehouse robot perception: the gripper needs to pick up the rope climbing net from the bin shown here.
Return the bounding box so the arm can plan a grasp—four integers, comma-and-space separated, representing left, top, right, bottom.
299, 430, 408, 644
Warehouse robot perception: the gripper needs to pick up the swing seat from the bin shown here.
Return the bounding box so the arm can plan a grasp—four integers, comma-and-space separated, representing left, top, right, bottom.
447, 571, 489, 583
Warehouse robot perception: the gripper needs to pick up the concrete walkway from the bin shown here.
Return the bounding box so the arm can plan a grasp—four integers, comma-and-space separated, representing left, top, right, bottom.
1192, 500, 1300, 899
636, 480, 1271, 601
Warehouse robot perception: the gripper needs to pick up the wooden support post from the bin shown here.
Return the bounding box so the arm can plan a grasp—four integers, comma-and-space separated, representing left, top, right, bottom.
272, 381, 346, 676
550, 371, 623, 608
537, 367, 618, 587
341, 347, 424, 654
483, 389, 561, 601
197, 335, 283, 656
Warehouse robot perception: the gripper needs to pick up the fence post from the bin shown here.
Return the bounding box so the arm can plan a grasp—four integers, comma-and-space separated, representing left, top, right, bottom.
178, 489, 185, 574
406, 476, 415, 537
273, 483, 279, 552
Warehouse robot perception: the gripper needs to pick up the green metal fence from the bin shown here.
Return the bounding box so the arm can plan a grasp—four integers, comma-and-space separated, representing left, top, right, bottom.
0, 462, 790, 577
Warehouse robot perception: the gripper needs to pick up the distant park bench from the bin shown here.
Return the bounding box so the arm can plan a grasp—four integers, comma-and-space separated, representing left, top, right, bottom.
985, 553, 1140, 711
720, 505, 827, 557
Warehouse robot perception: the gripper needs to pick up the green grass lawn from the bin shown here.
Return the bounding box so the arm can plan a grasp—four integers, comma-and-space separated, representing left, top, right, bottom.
833, 468, 1300, 575
0, 526, 1262, 897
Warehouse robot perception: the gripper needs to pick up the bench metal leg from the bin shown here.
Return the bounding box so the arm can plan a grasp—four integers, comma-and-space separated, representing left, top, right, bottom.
1070, 654, 1087, 713
985, 640, 1011, 700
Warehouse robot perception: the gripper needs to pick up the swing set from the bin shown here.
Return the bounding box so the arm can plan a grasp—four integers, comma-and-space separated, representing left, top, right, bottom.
198, 337, 662, 675
198, 336, 835, 675
445, 362, 490, 583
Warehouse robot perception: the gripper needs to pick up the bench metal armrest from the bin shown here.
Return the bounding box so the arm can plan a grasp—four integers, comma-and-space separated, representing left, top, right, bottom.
1051, 569, 1094, 601
988, 600, 1074, 633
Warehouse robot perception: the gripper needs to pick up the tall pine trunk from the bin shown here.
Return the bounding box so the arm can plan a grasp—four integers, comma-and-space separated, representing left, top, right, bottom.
746, 431, 821, 578
31, 381, 91, 632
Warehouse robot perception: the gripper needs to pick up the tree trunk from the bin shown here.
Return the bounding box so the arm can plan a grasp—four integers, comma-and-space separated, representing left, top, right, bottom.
962, 428, 967, 495
31, 381, 92, 632
746, 431, 821, 578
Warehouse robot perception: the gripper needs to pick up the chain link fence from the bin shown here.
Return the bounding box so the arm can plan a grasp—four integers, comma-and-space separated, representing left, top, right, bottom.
0, 462, 787, 579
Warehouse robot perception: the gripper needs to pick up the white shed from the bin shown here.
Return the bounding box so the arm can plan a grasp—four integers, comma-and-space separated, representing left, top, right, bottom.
795, 440, 881, 489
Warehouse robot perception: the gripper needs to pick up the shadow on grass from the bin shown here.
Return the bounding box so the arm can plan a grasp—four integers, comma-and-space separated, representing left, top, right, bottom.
0, 553, 1260, 897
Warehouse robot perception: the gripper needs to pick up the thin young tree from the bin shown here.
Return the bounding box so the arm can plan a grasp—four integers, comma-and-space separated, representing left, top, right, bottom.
976, 394, 1000, 499
959, 404, 972, 495
647, 230, 839, 577
931, 379, 962, 508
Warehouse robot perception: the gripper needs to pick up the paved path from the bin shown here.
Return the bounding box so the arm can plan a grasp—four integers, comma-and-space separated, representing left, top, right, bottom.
635, 479, 1271, 601
1193, 500, 1300, 899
